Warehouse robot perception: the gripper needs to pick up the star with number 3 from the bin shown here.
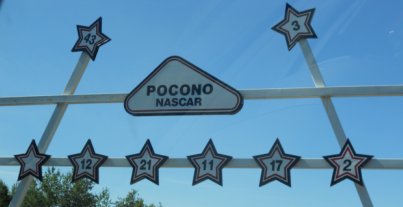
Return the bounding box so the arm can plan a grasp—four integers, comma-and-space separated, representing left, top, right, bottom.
187, 139, 232, 186
126, 139, 168, 185
253, 138, 300, 187
14, 140, 51, 181
71, 17, 111, 60
323, 139, 372, 186
272, 3, 317, 50
68, 139, 108, 184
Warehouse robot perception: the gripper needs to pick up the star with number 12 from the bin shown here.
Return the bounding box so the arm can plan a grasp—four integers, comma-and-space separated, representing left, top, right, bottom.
68, 139, 108, 184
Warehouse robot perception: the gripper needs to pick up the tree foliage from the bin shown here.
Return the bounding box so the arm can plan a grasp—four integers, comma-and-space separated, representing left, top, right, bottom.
0, 167, 160, 207
0, 180, 11, 207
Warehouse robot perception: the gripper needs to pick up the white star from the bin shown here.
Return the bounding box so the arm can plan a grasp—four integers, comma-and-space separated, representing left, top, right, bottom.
71, 17, 111, 60
272, 3, 317, 50
126, 139, 168, 185
253, 138, 300, 187
14, 140, 50, 181
68, 139, 108, 183
324, 139, 372, 186
187, 139, 232, 186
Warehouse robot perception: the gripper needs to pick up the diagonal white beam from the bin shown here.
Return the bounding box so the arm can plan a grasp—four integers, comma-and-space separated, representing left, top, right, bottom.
9, 53, 91, 207
299, 39, 373, 207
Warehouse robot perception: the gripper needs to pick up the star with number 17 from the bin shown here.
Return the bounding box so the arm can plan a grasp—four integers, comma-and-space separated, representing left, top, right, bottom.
126, 139, 168, 185
323, 139, 372, 186
272, 3, 317, 50
71, 17, 111, 60
253, 138, 300, 187
187, 139, 232, 186
67, 139, 108, 184
14, 140, 51, 181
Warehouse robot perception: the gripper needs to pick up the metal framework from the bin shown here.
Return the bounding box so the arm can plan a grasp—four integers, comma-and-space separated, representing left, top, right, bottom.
4, 45, 402, 207
4, 79, 403, 206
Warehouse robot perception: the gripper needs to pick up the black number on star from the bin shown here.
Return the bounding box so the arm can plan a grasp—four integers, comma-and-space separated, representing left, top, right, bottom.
291, 21, 300, 31
84, 34, 96, 44
202, 159, 214, 171
140, 159, 151, 170
343, 160, 352, 171
80, 159, 92, 170
270, 160, 283, 171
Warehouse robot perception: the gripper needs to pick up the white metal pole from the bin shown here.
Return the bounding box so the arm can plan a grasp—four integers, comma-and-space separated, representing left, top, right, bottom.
9, 52, 91, 207
1, 85, 403, 106
299, 39, 373, 207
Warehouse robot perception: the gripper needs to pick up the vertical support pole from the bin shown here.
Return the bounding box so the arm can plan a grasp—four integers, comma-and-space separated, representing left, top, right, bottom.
9, 52, 91, 207
299, 39, 373, 207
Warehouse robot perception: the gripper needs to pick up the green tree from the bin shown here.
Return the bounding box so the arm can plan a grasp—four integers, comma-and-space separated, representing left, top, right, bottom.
2, 167, 161, 207
0, 180, 11, 207
115, 189, 161, 207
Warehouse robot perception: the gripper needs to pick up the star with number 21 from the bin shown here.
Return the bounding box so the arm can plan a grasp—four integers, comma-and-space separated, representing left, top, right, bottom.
126, 139, 168, 185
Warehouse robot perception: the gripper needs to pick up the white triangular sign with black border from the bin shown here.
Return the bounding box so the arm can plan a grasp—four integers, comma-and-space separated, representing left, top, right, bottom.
124, 56, 243, 116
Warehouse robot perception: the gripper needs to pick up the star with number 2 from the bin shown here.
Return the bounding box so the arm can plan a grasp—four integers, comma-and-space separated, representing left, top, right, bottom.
272, 3, 317, 50
187, 139, 232, 186
71, 17, 111, 60
323, 139, 372, 186
126, 139, 168, 185
253, 138, 300, 187
68, 139, 108, 184
14, 140, 51, 181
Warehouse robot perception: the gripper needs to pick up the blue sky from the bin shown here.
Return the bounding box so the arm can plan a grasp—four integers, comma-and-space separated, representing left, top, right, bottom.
1, 0, 403, 206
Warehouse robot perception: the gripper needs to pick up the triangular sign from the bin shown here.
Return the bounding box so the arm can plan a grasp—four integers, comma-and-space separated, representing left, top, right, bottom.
124, 56, 243, 116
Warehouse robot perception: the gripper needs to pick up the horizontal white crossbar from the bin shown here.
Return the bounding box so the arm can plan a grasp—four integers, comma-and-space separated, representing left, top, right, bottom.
0, 157, 402, 169
1, 85, 403, 106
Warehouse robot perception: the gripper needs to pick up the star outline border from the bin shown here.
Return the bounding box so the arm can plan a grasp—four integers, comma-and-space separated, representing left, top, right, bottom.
323, 139, 373, 186
14, 139, 51, 181
71, 17, 111, 61
272, 3, 317, 50
125, 139, 169, 185
67, 139, 108, 184
253, 138, 300, 187
187, 139, 232, 186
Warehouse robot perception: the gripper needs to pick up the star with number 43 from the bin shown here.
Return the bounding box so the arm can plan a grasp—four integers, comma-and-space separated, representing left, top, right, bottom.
67, 139, 108, 184
323, 139, 373, 186
14, 140, 51, 181
71, 17, 111, 60
272, 3, 317, 50
253, 138, 300, 187
126, 139, 168, 185
187, 139, 232, 186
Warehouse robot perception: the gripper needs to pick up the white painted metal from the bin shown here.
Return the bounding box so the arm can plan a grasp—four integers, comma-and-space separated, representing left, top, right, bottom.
9, 53, 91, 207
299, 39, 373, 207
1, 157, 402, 169
1, 85, 403, 106
1, 42, 399, 206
